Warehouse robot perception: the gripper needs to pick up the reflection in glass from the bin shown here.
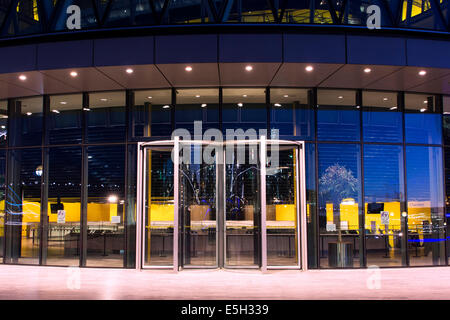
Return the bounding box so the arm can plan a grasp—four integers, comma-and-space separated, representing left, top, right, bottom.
0, 100, 7, 147
180, 143, 217, 267
266, 146, 299, 266
362, 91, 402, 143
87, 91, 126, 143
405, 113, 442, 145
10, 96, 42, 147
270, 88, 314, 140
0, 151, 5, 258
176, 89, 219, 135
318, 144, 362, 268
46, 147, 81, 266
144, 147, 174, 267
223, 88, 267, 135
225, 144, 261, 266
5, 148, 41, 264
317, 89, 360, 141
305, 143, 317, 268
364, 145, 405, 267
406, 146, 446, 266
86, 145, 125, 267
133, 90, 172, 138
49, 94, 82, 145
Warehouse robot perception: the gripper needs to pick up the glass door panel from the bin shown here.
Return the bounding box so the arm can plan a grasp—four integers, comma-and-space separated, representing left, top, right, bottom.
225, 143, 261, 267
143, 147, 174, 267
179, 143, 217, 267
266, 145, 300, 267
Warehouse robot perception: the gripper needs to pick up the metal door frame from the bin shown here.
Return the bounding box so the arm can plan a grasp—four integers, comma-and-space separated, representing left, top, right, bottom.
136, 138, 307, 271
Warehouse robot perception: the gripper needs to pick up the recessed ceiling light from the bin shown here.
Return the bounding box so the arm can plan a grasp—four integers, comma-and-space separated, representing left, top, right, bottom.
305, 65, 314, 72
284, 95, 289, 98
83, 108, 91, 111
364, 68, 371, 73
26, 112, 32, 116
237, 103, 243, 107
243, 95, 247, 97
1, 126, 5, 129
195, 95, 200, 98
274, 103, 282, 107
185, 66, 193, 72
100, 98, 107, 102
245, 65, 253, 71
390, 107, 397, 110
70, 71, 78, 77
338, 96, 343, 99
423, 100, 428, 104
201, 104, 207, 108
356, 105, 360, 109
52, 110, 60, 113
420, 108, 427, 112
418, 70, 427, 76
163, 105, 170, 109
60, 101, 67, 105
126, 68, 134, 74
19, 75, 27, 81
147, 96, 152, 99
383, 97, 388, 101
444, 112, 450, 115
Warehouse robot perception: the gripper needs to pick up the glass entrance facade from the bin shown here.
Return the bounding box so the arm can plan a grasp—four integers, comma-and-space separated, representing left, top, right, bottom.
0, 88, 448, 270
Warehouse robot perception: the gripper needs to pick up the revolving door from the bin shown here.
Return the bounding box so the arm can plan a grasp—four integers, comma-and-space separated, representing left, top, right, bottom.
136, 138, 307, 271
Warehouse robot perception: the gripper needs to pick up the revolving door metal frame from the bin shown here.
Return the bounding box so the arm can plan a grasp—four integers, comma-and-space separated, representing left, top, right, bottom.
136, 138, 307, 271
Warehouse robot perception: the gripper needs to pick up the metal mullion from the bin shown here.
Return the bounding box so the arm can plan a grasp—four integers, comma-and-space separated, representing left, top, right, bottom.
399, 91, 409, 267
135, 143, 143, 270
80, 92, 89, 267
357, 89, 366, 268
260, 136, 267, 272
173, 136, 179, 272
39, 95, 50, 266
438, 94, 448, 265
299, 143, 308, 270
313, 88, 320, 269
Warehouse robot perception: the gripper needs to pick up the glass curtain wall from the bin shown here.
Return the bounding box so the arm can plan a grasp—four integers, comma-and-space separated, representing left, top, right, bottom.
0, 88, 447, 270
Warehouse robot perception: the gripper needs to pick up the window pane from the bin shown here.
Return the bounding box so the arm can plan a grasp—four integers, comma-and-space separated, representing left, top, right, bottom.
318, 144, 362, 268
223, 88, 267, 136
306, 143, 318, 268
405, 113, 442, 145
87, 92, 126, 143
270, 88, 314, 140
364, 145, 406, 267
133, 89, 172, 138
46, 147, 81, 266
317, 89, 360, 141
362, 91, 402, 143
444, 96, 450, 145
5, 148, 41, 264
406, 146, 445, 266
49, 94, 82, 145
0, 150, 5, 258
176, 88, 219, 135
10, 96, 42, 147
87, 145, 125, 267
0, 100, 7, 148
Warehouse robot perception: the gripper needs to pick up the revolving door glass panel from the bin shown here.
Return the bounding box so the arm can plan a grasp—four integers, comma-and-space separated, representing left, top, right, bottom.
179, 142, 218, 267
225, 143, 261, 267
143, 147, 174, 267
266, 145, 300, 267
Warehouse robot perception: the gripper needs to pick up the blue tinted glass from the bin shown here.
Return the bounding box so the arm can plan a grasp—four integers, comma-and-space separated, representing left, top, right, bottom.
364, 145, 404, 202
363, 111, 403, 143
271, 107, 314, 140
444, 115, 450, 145
317, 109, 360, 141
406, 146, 445, 266
318, 143, 362, 268
305, 142, 317, 268
405, 113, 442, 144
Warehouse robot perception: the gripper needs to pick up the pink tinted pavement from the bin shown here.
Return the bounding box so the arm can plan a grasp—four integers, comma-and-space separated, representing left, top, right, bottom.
0, 264, 448, 300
